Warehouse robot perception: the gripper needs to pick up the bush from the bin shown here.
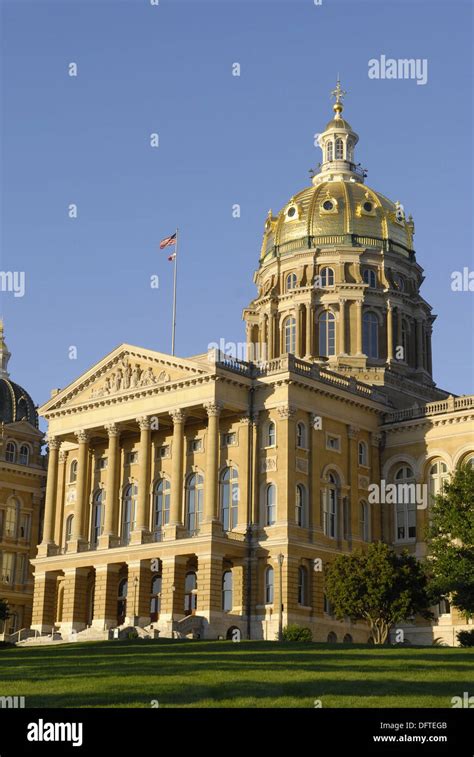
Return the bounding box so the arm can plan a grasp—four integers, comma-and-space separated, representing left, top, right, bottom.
281, 624, 313, 642
457, 630, 474, 647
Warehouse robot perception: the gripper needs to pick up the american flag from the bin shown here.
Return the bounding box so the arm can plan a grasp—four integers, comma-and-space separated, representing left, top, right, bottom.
159, 232, 177, 249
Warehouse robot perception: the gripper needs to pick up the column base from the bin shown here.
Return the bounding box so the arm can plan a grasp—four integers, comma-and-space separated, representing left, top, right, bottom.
36, 542, 58, 558
164, 524, 186, 541
129, 529, 151, 545
91, 618, 116, 631
66, 538, 88, 554
199, 520, 224, 537
98, 534, 120, 550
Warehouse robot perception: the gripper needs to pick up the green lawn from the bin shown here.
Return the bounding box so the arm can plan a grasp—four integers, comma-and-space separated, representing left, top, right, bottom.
0, 640, 471, 708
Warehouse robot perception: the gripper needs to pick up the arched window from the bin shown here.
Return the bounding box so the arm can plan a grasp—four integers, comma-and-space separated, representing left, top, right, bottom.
65, 514, 74, 543
265, 484, 276, 526
343, 634, 353, 643
363, 269, 377, 288
296, 421, 306, 449
150, 573, 162, 621
335, 138, 344, 159
184, 571, 197, 614
323, 473, 338, 538
153, 478, 170, 533
185, 474, 203, 533
4, 500, 19, 538
122, 484, 138, 544
265, 566, 274, 604
266, 421, 276, 447
319, 311, 336, 356
91, 490, 103, 547
222, 571, 233, 612
363, 312, 378, 358
327, 631, 337, 643
320, 267, 335, 287
428, 460, 448, 499
358, 441, 368, 466
296, 484, 306, 527
283, 316, 296, 354
286, 273, 297, 291
19, 445, 29, 465
327, 141, 333, 161
463, 456, 474, 469
70, 460, 78, 483
220, 467, 239, 531
360, 501, 369, 541
394, 466, 416, 541
298, 566, 308, 605
5, 442, 16, 463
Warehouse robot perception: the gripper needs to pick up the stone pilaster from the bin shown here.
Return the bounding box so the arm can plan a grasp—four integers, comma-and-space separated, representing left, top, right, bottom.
126, 560, 152, 626
31, 570, 60, 633
169, 409, 186, 531
60, 568, 90, 634
386, 301, 394, 362
92, 564, 121, 630
203, 402, 223, 525
38, 436, 61, 555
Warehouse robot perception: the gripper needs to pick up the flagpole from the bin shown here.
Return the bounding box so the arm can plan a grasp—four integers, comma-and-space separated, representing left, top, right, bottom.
171, 227, 178, 356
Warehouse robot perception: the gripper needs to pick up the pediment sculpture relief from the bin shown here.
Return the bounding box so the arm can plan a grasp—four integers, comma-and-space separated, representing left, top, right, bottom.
90, 357, 170, 398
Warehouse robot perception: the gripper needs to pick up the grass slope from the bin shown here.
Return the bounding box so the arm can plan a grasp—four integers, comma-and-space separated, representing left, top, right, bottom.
0, 640, 471, 708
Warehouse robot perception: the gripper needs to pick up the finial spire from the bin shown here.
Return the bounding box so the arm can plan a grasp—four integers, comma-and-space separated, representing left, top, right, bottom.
0, 319, 11, 378
331, 77, 347, 118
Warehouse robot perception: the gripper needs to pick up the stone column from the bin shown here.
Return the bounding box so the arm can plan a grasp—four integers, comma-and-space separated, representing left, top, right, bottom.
54, 450, 67, 547
169, 409, 186, 528
338, 299, 347, 355
347, 425, 360, 543
396, 307, 403, 359
386, 301, 394, 361
99, 424, 121, 549
71, 430, 90, 548
160, 556, 187, 636
295, 305, 303, 357
276, 405, 296, 523
416, 318, 424, 370
355, 301, 363, 355
427, 326, 433, 375
92, 564, 121, 630
305, 302, 313, 358
262, 314, 268, 362
203, 402, 222, 524
198, 554, 223, 631
268, 311, 274, 361
370, 433, 382, 541
39, 436, 61, 553
131, 417, 152, 543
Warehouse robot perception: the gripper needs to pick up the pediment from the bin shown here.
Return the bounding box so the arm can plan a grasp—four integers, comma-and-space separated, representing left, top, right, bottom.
40, 344, 213, 414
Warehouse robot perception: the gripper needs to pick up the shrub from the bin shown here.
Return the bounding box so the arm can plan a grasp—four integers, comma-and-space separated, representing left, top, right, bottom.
457, 630, 474, 647
281, 624, 312, 642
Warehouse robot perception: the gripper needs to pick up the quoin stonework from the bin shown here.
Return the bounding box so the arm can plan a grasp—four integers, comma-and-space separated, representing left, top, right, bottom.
14, 83, 472, 646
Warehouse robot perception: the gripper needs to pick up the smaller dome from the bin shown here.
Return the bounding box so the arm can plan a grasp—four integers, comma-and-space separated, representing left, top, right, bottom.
0, 378, 38, 427
324, 117, 353, 131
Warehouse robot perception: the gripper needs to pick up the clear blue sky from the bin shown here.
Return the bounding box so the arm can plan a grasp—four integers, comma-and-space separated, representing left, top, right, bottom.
1, 0, 473, 423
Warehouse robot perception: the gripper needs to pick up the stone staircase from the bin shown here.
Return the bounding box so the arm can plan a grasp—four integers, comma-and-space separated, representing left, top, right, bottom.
173, 615, 205, 639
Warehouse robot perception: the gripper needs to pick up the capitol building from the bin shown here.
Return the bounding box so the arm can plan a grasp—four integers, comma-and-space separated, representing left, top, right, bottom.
2, 85, 472, 645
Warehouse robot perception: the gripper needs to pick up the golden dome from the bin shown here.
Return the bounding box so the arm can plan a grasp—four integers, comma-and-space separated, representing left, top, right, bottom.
260, 180, 414, 263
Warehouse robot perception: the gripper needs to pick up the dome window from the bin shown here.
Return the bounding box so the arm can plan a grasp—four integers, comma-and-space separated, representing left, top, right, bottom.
284, 202, 300, 222
320, 267, 335, 287
320, 197, 338, 214
393, 273, 405, 292
323, 200, 333, 211
363, 269, 377, 288
327, 142, 333, 162
286, 273, 297, 291
363, 201, 373, 213
335, 138, 344, 159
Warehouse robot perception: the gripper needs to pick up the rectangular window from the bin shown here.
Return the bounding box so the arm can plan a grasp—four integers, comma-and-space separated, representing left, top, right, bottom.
326, 434, 340, 452
17, 554, 27, 584
188, 439, 202, 453
1, 552, 15, 584
223, 432, 236, 446
96, 457, 108, 471
19, 514, 31, 540
126, 451, 139, 465
157, 445, 170, 459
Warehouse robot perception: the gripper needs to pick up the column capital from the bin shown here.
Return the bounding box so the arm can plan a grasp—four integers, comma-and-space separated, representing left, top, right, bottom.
355, 300, 363, 309
347, 425, 360, 440
105, 423, 120, 438
239, 411, 259, 426
46, 435, 61, 451
203, 401, 224, 418
136, 416, 151, 432
170, 408, 187, 424
371, 432, 383, 447
276, 404, 297, 420
75, 430, 90, 444
59, 450, 68, 464
386, 299, 393, 311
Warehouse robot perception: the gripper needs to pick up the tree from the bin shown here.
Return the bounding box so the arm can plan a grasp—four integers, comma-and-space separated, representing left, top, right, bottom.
0, 599, 9, 623
324, 542, 432, 645
426, 464, 474, 618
